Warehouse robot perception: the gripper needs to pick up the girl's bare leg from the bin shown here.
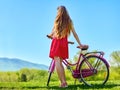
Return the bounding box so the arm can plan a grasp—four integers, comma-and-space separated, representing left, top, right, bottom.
54, 57, 67, 86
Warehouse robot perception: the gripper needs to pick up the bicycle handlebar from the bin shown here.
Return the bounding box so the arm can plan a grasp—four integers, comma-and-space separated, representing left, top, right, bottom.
68, 41, 74, 44
47, 35, 89, 50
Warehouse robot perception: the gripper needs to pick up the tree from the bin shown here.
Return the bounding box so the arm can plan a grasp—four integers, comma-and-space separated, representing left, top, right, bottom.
20, 73, 27, 82
110, 51, 120, 67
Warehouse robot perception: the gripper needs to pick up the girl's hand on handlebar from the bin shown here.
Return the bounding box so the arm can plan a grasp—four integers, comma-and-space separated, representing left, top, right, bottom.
77, 44, 89, 50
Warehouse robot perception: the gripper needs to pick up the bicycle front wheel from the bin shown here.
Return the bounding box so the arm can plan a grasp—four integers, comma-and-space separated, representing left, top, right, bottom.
79, 55, 109, 87
47, 72, 52, 86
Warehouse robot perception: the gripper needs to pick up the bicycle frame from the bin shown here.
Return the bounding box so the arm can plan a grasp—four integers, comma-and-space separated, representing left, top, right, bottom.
62, 52, 85, 71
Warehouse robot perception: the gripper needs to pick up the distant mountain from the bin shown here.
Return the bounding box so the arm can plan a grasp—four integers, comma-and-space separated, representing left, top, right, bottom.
0, 57, 48, 71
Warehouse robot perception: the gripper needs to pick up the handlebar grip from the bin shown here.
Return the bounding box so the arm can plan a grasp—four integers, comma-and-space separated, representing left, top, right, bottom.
47, 35, 53, 39
68, 41, 74, 44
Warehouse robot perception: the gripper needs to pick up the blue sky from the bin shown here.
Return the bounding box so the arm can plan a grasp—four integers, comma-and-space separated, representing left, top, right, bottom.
0, 0, 120, 66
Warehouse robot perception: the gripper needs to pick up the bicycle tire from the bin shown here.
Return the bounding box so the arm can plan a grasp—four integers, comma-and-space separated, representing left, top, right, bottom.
79, 55, 109, 87
47, 72, 52, 86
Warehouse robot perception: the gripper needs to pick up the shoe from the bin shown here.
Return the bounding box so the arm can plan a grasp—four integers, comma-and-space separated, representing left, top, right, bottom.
59, 82, 68, 88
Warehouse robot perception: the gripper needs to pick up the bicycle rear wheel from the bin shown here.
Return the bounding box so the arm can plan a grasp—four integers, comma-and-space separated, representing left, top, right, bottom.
79, 55, 109, 87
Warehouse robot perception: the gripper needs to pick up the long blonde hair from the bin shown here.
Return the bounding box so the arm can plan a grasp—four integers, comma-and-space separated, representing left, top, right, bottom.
53, 6, 73, 39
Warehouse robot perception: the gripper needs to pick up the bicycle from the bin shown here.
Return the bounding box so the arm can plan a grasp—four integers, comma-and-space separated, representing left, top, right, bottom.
46, 35, 110, 87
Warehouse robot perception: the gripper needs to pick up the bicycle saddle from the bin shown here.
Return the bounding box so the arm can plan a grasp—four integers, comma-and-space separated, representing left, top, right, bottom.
77, 45, 89, 50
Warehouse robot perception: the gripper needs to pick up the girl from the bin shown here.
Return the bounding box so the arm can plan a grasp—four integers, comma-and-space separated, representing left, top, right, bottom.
47, 6, 88, 88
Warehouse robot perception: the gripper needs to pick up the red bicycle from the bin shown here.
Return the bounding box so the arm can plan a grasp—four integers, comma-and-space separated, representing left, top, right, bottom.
47, 35, 109, 87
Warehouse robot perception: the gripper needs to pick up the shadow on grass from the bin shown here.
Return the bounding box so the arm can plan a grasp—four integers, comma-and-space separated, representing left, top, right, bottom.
0, 82, 120, 90
46, 83, 120, 90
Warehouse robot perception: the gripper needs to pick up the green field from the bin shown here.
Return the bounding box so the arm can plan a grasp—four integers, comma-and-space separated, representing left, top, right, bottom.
0, 80, 120, 90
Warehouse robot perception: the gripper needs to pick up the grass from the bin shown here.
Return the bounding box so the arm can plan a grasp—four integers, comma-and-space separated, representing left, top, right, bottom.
0, 80, 120, 90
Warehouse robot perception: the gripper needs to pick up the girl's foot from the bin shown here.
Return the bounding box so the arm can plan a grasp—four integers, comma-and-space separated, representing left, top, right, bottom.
59, 82, 68, 88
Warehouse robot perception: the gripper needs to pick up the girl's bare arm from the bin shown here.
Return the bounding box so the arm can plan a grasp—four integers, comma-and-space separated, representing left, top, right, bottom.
71, 26, 82, 46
